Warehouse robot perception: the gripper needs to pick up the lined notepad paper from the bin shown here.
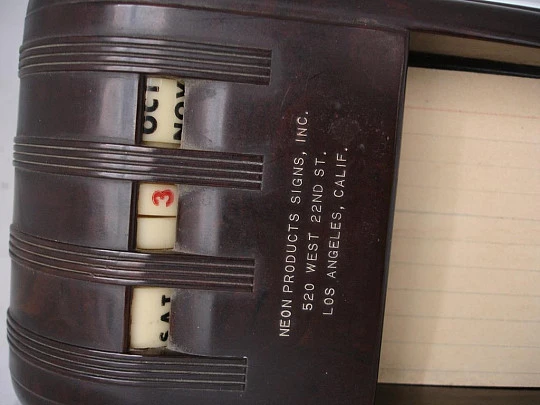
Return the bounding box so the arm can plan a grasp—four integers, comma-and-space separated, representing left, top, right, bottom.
379, 68, 540, 387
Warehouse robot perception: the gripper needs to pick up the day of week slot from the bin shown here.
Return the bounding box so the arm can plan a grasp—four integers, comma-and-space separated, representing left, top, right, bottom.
142, 77, 185, 147
129, 287, 173, 349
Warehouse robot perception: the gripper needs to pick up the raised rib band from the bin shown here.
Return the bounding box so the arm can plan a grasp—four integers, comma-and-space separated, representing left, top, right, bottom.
7, 313, 247, 391
10, 228, 255, 292
19, 36, 271, 85
14, 137, 264, 190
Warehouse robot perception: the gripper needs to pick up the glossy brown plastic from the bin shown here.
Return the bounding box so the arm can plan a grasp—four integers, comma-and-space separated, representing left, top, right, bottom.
9, 1, 540, 404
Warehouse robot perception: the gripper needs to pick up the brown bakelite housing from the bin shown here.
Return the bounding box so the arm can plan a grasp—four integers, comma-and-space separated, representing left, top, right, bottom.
8, 1, 540, 404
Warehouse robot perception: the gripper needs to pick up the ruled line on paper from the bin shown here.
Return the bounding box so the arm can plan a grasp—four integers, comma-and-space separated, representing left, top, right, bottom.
398, 183, 540, 197
380, 368, 540, 375
379, 67, 540, 388
384, 312, 540, 324
393, 235, 540, 247
403, 105, 540, 121
400, 158, 537, 170
400, 157, 536, 171
403, 115, 540, 144
391, 212, 540, 246
399, 134, 540, 169
382, 317, 540, 348
394, 209, 540, 223
390, 261, 540, 274
403, 131, 540, 145
378, 370, 540, 387
382, 340, 540, 350
383, 313, 540, 323
386, 287, 540, 299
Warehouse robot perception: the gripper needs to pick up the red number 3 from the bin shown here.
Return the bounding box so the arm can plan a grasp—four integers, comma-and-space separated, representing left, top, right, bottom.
152, 189, 174, 207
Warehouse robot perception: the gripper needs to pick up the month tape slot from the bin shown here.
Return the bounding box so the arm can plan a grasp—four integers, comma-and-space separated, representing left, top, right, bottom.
142, 77, 185, 147
129, 287, 173, 349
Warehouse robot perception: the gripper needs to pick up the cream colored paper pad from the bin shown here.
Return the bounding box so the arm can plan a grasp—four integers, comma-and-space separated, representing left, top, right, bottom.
379, 68, 540, 387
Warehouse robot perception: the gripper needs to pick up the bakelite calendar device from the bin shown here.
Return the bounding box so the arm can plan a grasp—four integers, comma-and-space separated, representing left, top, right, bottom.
8, 1, 540, 404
